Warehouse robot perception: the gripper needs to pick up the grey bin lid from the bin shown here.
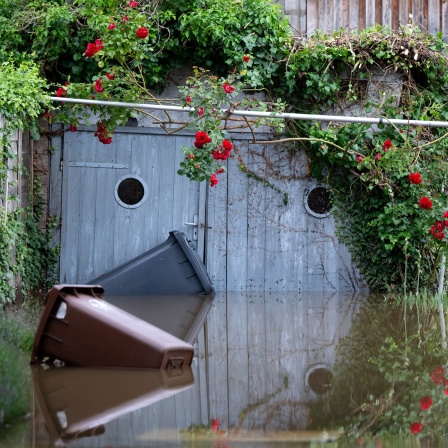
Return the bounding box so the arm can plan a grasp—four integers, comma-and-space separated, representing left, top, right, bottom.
89, 230, 214, 296
88, 231, 215, 343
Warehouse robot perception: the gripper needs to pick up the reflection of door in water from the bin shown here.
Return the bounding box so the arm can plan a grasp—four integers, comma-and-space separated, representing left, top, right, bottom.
59, 128, 204, 284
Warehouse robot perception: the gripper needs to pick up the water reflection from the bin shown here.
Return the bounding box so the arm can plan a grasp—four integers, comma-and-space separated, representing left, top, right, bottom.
32, 365, 194, 445
6, 291, 448, 447
30, 291, 364, 447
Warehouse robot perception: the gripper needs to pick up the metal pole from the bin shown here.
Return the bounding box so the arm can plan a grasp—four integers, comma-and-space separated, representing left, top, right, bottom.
50, 97, 448, 128
437, 254, 447, 349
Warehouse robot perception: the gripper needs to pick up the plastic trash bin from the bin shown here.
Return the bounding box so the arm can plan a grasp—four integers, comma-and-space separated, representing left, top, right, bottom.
89, 230, 214, 296
32, 364, 194, 442
30, 285, 194, 369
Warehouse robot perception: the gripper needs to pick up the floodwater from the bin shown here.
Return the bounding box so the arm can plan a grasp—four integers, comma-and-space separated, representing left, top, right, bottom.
1, 291, 447, 447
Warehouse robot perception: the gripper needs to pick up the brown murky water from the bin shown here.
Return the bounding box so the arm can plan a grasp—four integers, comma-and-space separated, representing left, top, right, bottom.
1, 291, 447, 447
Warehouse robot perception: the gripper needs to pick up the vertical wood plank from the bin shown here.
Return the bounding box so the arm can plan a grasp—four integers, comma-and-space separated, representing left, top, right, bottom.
205, 291, 229, 427
359, 0, 367, 28
307, 0, 319, 35
226, 292, 249, 428
382, 0, 392, 27
226, 142, 249, 291
375, 0, 383, 25
427, 0, 440, 33
350, 0, 360, 28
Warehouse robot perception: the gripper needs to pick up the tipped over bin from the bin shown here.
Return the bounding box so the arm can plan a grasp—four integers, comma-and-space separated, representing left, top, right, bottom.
89, 230, 214, 296
31, 285, 194, 369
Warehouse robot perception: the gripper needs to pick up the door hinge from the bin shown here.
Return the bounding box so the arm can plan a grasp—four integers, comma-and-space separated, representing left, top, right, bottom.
59, 159, 63, 171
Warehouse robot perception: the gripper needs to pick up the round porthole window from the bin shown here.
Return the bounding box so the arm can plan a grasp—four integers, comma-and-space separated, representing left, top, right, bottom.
114, 175, 147, 209
304, 186, 331, 218
305, 364, 333, 395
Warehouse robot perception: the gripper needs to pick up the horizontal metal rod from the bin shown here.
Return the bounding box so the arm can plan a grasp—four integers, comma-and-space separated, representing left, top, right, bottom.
50, 96, 448, 128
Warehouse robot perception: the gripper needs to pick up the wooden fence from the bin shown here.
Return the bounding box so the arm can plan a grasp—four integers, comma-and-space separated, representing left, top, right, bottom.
279, 0, 448, 36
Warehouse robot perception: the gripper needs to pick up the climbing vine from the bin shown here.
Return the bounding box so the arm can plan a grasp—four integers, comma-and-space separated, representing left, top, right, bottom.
283, 23, 448, 292
0, 60, 57, 304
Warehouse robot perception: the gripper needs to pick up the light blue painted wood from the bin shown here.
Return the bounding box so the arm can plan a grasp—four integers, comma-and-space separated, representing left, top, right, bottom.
205, 138, 364, 292
58, 128, 203, 284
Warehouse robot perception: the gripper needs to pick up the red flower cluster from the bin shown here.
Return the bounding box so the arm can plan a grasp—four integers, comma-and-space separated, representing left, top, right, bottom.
410, 422, 423, 435
211, 419, 219, 431
85, 39, 103, 57
419, 196, 433, 210
94, 121, 113, 144
383, 139, 393, 151
430, 366, 445, 384
419, 396, 433, 411
210, 173, 218, 187
55, 87, 66, 97
409, 172, 422, 184
222, 83, 234, 94
430, 220, 447, 241
212, 139, 233, 160
194, 131, 212, 149
94, 78, 105, 93
136, 27, 149, 39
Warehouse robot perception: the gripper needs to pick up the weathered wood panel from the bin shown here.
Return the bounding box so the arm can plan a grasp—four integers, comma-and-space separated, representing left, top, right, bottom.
58, 127, 203, 284
207, 138, 364, 292
278, 0, 447, 36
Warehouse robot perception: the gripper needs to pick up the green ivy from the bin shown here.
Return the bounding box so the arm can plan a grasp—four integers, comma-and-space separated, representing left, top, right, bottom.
284, 24, 448, 293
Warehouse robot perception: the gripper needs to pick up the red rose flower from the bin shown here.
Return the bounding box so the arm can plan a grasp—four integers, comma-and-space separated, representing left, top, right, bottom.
55, 87, 66, 97
122, 16, 129, 22
94, 121, 113, 144
108, 22, 116, 30
356, 155, 363, 163
187, 154, 195, 159
69, 124, 77, 132
194, 131, 212, 149
383, 139, 393, 151
197, 107, 204, 117
136, 27, 149, 39
444, 211, 448, 218
375, 153, 382, 161
105, 73, 114, 80
419, 197, 433, 210
410, 422, 423, 435
222, 139, 232, 151
222, 83, 234, 94
210, 174, 218, 187
436, 221, 445, 231
444, 389, 448, 396
419, 396, 433, 411
85, 40, 103, 57
186, 95, 192, 104
94, 78, 105, 93
409, 172, 422, 184
216, 168, 225, 174
129, 0, 138, 6
243, 55, 250, 63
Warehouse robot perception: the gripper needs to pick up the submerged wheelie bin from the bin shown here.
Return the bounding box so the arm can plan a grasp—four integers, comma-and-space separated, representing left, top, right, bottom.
89, 230, 214, 296
30, 285, 194, 369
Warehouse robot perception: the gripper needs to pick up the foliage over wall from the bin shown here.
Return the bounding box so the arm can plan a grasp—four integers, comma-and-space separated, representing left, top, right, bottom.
282, 24, 448, 293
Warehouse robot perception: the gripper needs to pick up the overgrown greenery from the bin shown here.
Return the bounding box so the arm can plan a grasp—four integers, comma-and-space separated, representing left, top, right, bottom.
282, 24, 448, 293
0, 305, 38, 427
